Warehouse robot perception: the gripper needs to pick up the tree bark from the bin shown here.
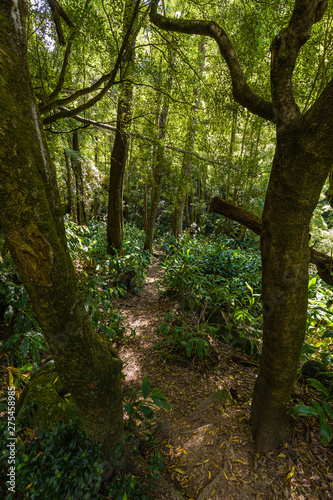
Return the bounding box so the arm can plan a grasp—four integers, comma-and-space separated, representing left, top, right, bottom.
64, 148, 76, 220
252, 111, 333, 451
72, 130, 87, 225
144, 96, 170, 251
0, 0, 124, 456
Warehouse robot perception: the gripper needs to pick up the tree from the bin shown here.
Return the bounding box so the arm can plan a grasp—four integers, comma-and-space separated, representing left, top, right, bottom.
107, 0, 143, 255
71, 130, 87, 225
150, 0, 333, 453
144, 40, 176, 251
172, 39, 206, 238
0, 0, 124, 457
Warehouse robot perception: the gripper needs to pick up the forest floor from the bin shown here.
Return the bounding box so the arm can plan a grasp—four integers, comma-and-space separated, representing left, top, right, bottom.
114, 250, 333, 500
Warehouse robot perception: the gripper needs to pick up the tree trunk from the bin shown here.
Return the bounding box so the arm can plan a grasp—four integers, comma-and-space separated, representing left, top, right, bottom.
144, 128, 167, 251
144, 52, 175, 252
72, 130, 87, 225
172, 40, 206, 238
251, 120, 333, 452
150, 0, 333, 454
107, 0, 140, 255
107, 90, 131, 254
0, 0, 124, 456
64, 148, 76, 220
143, 182, 148, 232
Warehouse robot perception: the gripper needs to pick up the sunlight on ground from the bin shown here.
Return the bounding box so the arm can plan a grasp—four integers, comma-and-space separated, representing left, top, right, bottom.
122, 349, 142, 382
146, 276, 157, 283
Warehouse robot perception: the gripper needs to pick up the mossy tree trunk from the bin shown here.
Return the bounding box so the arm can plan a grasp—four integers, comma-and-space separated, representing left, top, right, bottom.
251, 116, 333, 451
0, 0, 124, 456
150, 0, 333, 453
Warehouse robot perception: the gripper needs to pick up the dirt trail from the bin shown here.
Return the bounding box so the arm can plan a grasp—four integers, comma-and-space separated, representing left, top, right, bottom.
114, 252, 333, 500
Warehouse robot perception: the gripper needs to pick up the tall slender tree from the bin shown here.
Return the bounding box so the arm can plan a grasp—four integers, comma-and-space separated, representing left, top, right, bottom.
107, 0, 143, 255
144, 46, 175, 251
172, 39, 206, 238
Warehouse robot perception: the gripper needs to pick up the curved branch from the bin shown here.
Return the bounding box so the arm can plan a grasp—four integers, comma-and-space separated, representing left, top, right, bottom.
209, 196, 333, 287
46, 0, 74, 46
39, 71, 118, 115
270, 0, 328, 125
44, 0, 92, 106
149, 0, 275, 122
42, 1, 141, 125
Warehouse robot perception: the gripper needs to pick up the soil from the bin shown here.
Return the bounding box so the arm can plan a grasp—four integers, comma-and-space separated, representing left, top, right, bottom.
115, 250, 333, 500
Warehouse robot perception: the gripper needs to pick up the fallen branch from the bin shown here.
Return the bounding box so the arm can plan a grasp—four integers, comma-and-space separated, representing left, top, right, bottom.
209, 196, 333, 287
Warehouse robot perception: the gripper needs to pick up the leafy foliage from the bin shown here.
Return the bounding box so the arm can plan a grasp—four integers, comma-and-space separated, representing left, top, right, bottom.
302, 275, 333, 366
155, 310, 216, 361
291, 375, 333, 445
0, 255, 47, 367
64, 218, 151, 341
159, 232, 262, 355
0, 415, 105, 500
124, 375, 171, 425
0, 413, 165, 500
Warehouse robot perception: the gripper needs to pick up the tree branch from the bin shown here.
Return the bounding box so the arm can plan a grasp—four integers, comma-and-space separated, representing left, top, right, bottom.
46, 0, 74, 46
53, 106, 244, 170
42, 0, 141, 125
149, 0, 275, 122
209, 196, 333, 286
270, 0, 328, 126
45, 0, 92, 105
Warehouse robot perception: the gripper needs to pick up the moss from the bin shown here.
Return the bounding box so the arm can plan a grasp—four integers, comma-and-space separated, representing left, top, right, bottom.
8, 222, 53, 286
17, 362, 77, 436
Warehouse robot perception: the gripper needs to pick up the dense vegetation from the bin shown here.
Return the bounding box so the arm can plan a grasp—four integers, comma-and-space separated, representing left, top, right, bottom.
1, 0, 333, 497
1, 218, 333, 497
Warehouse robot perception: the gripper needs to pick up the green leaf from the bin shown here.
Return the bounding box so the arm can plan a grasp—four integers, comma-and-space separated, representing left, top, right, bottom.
3, 332, 22, 349
318, 414, 332, 445
308, 277, 317, 290
4, 305, 15, 325
186, 338, 194, 357
309, 378, 330, 397
322, 401, 333, 420
196, 342, 204, 360
322, 329, 333, 338
30, 340, 40, 362
140, 405, 155, 419
301, 343, 318, 355
151, 395, 171, 411
20, 336, 30, 358
290, 404, 318, 417
124, 402, 134, 416
142, 376, 150, 399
